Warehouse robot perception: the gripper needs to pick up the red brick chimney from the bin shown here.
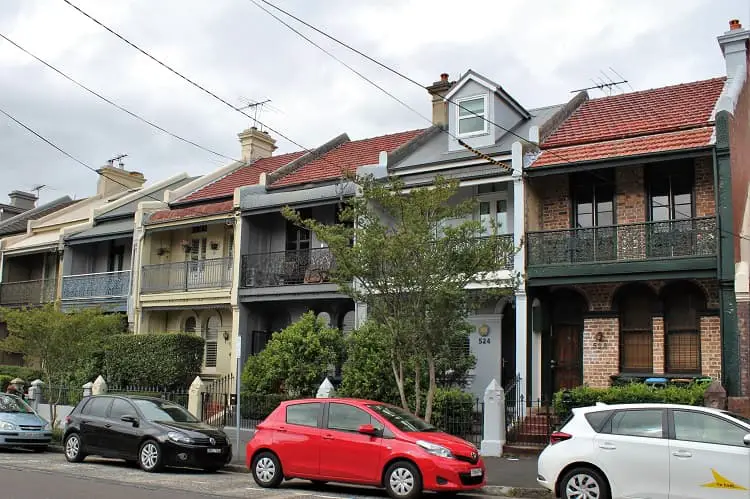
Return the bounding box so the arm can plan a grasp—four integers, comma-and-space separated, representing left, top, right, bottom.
730, 19, 742, 30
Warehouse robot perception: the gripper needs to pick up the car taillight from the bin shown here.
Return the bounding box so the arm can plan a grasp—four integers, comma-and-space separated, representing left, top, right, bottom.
549, 431, 572, 445
64, 416, 71, 426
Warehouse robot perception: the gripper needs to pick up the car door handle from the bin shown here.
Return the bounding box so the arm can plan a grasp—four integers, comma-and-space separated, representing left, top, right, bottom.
277, 426, 286, 433
598, 443, 616, 450
322, 434, 333, 440
104, 424, 111, 428
672, 450, 692, 458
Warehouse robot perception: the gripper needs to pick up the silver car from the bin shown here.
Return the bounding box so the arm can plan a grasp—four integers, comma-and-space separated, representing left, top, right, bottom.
0, 393, 52, 451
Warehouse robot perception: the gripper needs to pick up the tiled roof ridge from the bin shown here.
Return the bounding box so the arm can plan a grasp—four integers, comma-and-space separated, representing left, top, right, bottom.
538, 91, 589, 144
173, 160, 246, 203
267, 133, 350, 185
585, 76, 727, 103
381, 126, 437, 170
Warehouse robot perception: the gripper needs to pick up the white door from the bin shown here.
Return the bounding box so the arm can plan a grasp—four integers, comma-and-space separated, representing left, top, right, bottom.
188, 238, 207, 287
668, 408, 750, 499
592, 408, 670, 499
478, 199, 509, 235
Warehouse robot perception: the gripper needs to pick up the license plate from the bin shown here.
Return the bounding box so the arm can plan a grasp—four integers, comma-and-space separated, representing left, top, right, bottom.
207, 448, 222, 454
470, 468, 483, 477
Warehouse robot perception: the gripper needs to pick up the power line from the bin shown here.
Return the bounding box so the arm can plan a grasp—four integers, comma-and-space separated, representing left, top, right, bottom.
246, 0, 512, 172
0, 105, 165, 204
0, 32, 240, 164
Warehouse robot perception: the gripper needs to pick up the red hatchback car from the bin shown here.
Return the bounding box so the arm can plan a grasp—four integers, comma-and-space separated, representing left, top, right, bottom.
246, 398, 486, 498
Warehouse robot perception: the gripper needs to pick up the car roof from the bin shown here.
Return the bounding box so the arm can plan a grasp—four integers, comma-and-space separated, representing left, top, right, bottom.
282, 397, 389, 406
86, 394, 167, 403
573, 402, 729, 416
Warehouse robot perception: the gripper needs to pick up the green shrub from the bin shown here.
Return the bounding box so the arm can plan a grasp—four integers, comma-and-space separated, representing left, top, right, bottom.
0, 374, 12, 392
0, 365, 43, 382
430, 388, 477, 438
104, 333, 204, 389
241, 312, 344, 397
553, 382, 709, 418
240, 393, 288, 422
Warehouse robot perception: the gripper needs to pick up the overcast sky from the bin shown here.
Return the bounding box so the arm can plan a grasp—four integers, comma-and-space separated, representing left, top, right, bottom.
0, 0, 747, 204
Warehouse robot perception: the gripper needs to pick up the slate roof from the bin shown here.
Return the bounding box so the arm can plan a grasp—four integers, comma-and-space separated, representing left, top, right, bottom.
533, 78, 725, 167
0, 196, 78, 237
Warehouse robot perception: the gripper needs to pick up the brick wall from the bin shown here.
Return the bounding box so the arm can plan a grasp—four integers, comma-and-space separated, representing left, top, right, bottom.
653, 317, 665, 373
583, 317, 619, 388
729, 60, 750, 260
536, 175, 570, 230
701, 315, 722, 381
737, 300, 750, 396
694, 157, 716, 218
615, 167, 646, 224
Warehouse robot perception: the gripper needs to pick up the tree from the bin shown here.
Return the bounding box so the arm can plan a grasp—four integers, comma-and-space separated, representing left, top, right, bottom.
241, 311, 344, 397
0, 304, 125, 422
284, 174, 517, 422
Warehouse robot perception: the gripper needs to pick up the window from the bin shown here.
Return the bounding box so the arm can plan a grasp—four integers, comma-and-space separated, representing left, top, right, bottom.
82, 397, 112, 418
673, 410, 748, 447
286, 403, 320, 427
367, 404, 436, 433
251, 330, 271, 355
585, 410, 613, 433
572, 172, 614, 228
109, 399, 136, 421
327, 403, 382, 432
108, 244, 125, 272
663, 283, 705, 374
605, 409, 663, 438
132, 399, 199, 423
184, 317, 197, 334
457, 95, 488, 136
617, 285, 655, 373
192, 225, 208, 233
203, 316, 220, 368
649, 166, 694, 222
479, 199, 509, 235
286, 208, 312, 252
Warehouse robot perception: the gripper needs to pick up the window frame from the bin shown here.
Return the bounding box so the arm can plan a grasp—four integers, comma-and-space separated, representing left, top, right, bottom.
600, 408, 667, 439
108, 397, 137, 421
324, 402, 384, 434
476, 188, 510, 236
284, 402, 322, 428
667, 408, 750, 447
456, 94, 489, 138
618, 288, 655, 374
647, 164, 695, 223
82, 396, 113, 418
570, 171, 616, 229
662, 284, 704, 375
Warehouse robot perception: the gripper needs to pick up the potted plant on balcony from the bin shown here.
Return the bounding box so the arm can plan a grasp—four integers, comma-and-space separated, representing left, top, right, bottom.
180, 240, 192, 253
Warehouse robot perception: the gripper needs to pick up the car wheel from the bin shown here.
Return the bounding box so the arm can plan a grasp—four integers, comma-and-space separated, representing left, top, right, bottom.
138, 440, 164, 473
63, 433, 86, 463
385, 461, 422, 499
252, 451, 283, 488
560, 467, 610, 499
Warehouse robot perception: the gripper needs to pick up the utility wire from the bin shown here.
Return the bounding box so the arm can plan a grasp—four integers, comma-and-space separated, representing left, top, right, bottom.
0, 105, 165, 204
247, 0, 512, 172
0, 32, 240, 164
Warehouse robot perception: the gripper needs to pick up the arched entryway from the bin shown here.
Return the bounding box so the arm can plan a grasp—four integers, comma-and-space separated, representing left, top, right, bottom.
550, 288, 587, 393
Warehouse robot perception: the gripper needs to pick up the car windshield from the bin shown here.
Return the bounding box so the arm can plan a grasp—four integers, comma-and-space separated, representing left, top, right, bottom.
0, 394, 33, 414
367, 404, 437, 432
132, 399, 199, 423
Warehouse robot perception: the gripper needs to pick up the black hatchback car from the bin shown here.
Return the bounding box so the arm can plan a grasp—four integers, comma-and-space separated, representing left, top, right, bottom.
63, 394, 231, 472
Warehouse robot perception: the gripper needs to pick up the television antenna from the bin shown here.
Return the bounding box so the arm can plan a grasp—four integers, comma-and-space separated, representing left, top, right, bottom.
30, 184, 46, 198
238, 98, 272, 130
107, 154, 128, 169
570, 68, 630, 95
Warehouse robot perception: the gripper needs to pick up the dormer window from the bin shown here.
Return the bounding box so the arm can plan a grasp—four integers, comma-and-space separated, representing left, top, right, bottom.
457, 94, 489, 137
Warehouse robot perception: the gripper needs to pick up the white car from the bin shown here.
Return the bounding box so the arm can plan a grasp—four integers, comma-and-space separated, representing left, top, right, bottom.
537, 402, 750, 499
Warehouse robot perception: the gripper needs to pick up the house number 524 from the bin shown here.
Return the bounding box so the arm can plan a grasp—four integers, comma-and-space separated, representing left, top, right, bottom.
478, 337, 491, 344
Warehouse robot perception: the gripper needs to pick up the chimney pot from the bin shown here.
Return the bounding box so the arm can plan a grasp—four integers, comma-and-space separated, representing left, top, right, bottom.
440, 73, 449, 81
730, 19, 742, 30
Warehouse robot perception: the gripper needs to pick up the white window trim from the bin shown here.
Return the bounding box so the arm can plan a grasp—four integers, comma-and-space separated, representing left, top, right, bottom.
456, 94, 489, 138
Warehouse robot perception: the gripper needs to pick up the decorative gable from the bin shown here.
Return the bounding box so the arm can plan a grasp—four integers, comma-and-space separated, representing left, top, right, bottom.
444, 70, 530, 152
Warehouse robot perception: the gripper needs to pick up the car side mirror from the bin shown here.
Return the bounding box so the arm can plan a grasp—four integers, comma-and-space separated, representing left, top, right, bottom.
121, 415, 139, 426
743, 434, 750, 446
358, 424, 378, 436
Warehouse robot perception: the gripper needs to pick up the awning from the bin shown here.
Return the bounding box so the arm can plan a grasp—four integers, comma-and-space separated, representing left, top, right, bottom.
3, 231, 60, 255
65, 219, 134, 245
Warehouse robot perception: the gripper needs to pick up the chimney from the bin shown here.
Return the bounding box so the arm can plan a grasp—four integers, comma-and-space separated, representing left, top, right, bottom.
718, 19, 750, 80
96, 165, 146, 197
425, 73, 455, 126
8, 190, 37, 210
238, 127, 277, 162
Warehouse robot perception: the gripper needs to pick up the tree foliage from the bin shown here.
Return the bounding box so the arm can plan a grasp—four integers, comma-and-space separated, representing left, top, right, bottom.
241, 311, 344, 397
284, 174, 517, 422
104, 333, 204, 388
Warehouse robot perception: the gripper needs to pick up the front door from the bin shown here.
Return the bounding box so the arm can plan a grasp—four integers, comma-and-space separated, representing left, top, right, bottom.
501, 303, 516, 387
552, 324, 582, 392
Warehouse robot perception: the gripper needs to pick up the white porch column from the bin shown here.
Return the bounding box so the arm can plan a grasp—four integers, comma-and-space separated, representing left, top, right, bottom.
511, 142, 527, 404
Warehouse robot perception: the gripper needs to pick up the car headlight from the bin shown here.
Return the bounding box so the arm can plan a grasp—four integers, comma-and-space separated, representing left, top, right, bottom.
43, 422, 51, 431
417, 440, 454, 459
167, 431, 194, 444
0, 421, 17, 431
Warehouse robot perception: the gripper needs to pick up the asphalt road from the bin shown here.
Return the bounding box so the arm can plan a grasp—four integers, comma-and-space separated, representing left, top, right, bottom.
0, 449, 504, 499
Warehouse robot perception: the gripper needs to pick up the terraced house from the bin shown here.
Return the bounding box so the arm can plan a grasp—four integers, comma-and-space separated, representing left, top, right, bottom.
521, 20, 750, 412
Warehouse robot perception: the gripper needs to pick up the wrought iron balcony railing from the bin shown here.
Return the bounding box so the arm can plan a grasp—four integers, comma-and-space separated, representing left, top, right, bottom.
0, 278, 57, 306
241, 248, 335, 288
62, 270, 131, 300
141, 257, 233, 293
526, 217, 717, 267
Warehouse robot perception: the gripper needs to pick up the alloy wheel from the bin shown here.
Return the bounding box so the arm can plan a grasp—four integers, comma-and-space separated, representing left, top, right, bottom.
140, 442, 160, 471
565, 473, 601, 499
389, 467, 415, 497
255, 457, 276, 483
65, 435, 79, 460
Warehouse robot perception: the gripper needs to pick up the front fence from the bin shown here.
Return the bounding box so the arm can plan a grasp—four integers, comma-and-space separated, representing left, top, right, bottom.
201, 373, 235, 427
504, 375, 555, 447
108, 385, 189, 408
433, 397, 484, 447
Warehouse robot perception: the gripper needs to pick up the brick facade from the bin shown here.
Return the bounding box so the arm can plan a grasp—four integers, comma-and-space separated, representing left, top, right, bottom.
737, 299, 750, 396
652, 317, 665, 373
694, 157, 716, 217
615, 167, 645, 224
537, 175, 570, 230
700, 315, 722, 381
583, 317, 618, 388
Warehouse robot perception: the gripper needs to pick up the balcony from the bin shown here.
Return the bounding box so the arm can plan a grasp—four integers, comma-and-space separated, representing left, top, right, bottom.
141, 257, 233, 293
526, 217, 717, 281
0, 279, 57, 307
240, 248, 335, 288
62, 270, 131, 300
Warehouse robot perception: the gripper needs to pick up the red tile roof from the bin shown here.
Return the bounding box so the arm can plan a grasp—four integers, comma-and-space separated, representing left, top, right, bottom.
148, 200, 233, 224
180, 151, 306, 202
542, 78, 725, 149
271, 129, 427, 187
532, 127, 714, 168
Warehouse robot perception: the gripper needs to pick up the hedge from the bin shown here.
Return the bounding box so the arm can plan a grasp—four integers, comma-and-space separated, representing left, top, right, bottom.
104, 333, 204, 389
0, 375, 12, 392
0, 365, 44, 382
239, 393, 289, 422
552, 382, 710, 418
430, 388, 478, 438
